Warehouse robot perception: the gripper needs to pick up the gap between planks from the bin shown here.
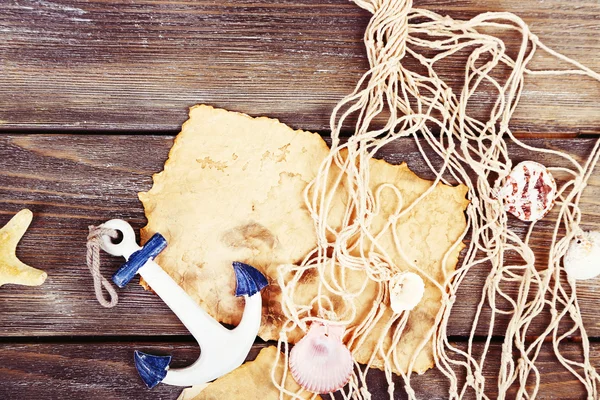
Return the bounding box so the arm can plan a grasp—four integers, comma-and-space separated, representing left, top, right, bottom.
0, 130, 594, 139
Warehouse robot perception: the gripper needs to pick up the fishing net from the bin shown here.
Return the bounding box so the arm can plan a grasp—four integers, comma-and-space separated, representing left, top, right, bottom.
272, 0, 600, 398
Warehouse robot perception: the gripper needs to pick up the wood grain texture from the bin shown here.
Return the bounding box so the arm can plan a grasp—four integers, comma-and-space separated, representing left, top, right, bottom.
2, 0, 600, 133
1, 340, 598, 399
0, 134, 599, 338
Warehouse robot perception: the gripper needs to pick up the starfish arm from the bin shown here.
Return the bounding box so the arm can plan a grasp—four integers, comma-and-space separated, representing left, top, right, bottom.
0, 209, 47, 288
0, 257, 47, 287
0, 209, 33, 249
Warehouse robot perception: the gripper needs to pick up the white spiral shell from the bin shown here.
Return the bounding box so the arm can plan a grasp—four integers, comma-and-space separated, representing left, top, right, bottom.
389, 271, 425, 313
564, 231, 600, 281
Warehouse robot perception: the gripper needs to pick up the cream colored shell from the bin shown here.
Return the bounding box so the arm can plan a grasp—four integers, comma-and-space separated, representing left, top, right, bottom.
389, 272, 425, 313
564, 231, 600, 281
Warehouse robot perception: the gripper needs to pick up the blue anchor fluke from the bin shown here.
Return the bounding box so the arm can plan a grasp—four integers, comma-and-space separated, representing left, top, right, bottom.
134, 350, 171, 389
232, 261, 268, 297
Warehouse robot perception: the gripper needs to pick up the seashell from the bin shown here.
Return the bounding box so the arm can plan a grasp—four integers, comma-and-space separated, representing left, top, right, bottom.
497, 161, 557, 222
564, 231, 600, 281
389, 272, 425, 313
289, 322, 353, 394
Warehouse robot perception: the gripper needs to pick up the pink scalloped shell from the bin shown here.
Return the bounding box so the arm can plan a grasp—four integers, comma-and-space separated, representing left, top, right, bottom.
498, 161, 557, 222
289, 322, 353, 394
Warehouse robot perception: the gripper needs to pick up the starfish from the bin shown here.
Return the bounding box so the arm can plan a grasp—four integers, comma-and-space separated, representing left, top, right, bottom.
0, 209, 47, 287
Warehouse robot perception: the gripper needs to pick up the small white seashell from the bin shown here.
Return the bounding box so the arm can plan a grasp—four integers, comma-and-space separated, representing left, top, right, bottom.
497, 161, 557, 222
564, 231, 600, 281
289, 322, 353, 394
389, 272, 425, 313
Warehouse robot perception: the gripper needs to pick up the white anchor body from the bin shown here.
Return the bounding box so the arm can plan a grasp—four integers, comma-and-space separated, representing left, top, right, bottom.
99, 219, 266, 388
137, 255, 262, 386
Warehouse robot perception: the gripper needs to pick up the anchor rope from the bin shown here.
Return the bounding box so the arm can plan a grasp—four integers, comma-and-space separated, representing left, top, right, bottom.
86, 225, 119, 308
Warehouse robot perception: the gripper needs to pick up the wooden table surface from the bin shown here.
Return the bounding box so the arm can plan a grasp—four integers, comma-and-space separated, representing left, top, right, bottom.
1, 1, 600, 399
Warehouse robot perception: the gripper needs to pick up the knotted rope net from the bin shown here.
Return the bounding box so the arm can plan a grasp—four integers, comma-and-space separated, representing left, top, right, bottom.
272, 0, 600, 398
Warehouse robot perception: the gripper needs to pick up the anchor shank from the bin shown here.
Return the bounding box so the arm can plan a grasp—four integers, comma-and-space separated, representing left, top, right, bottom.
139, 260, 264, 386
138, 260, 225, 345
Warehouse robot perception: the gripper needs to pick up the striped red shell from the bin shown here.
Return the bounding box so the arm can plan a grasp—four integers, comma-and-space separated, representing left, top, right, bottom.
498, 161, 557, 222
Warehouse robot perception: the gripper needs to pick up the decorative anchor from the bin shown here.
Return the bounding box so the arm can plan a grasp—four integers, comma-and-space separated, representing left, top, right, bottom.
97, 219, 268, 389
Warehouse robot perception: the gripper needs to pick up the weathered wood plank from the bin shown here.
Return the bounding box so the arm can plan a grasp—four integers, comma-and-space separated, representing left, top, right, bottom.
0, 134, 599, 338
0, 340, 597, 399
1, 0, 600, 133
